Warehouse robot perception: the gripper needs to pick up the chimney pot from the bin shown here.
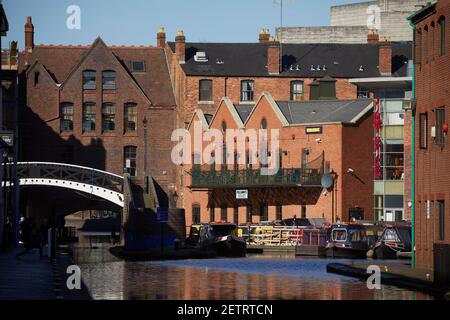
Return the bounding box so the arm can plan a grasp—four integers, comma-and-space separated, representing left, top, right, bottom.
157, 27, 166, 48
259, 28, 271, 43
175, 30, 186, 64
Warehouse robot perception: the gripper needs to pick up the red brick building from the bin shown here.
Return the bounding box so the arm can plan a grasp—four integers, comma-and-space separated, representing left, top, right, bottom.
410, 0, 450, 279
182, 93, 374, 227
18, 17, 177, 193
162, 29, 412, 210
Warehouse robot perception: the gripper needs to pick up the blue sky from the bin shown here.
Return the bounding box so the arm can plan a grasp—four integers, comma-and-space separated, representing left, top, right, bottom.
3, 0, 359, 49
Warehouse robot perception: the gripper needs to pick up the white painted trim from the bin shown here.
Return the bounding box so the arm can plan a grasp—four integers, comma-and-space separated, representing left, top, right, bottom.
349, 101, 374, 124
15, 162, 124, 179
243, 92, 290, 127
209, 97, 245, 129
4, 179, 124, 207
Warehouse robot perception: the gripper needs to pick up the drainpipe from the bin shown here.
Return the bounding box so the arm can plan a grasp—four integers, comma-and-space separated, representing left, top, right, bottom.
409, 20, 416, 268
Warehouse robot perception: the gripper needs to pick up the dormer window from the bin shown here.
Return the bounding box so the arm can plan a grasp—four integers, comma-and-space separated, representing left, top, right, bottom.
131, 61, 145, 73
34, 71, 40, 86
82, 70, 96, 90
102, 70, 116, 90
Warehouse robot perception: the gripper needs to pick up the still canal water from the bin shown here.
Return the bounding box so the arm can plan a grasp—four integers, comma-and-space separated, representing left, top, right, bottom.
73, 234, 433, 300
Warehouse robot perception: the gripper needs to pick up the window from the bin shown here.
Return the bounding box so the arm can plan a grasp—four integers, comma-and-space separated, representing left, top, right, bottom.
210, 207, 215, 222
221, 207, 228, 222
276, 204, 283, 221
357, 87, 369, 99
241, 80, 254, 102
82, 103, 96, 132
124, 146, 137, 177
233, 207, 239, 224
34, 71, 40, 86
260, 205, 268, 222
290, 81, 304, 101
332, 229, 347, 242
102, 70, 116, 90
192, 205, 201, 224
199, 79, 213, 102
82, 70, 96, 90
439, 17, 446, 56
383, 143, 405, 181
221, 121, 227, 133
260, 118, 267, 130
60, 103, 74, 132
438, 201, 445, 240
419, 113, 428, 149
416, 28, 422, 63
425, 26, 429, 64
131, 61, 145, 73
435, 107, 445, 145
102, 103, 116, 132
124, 103, 137, 132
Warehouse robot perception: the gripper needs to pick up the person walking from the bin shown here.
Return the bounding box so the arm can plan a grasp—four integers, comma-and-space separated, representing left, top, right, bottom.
16, 217, 44, 259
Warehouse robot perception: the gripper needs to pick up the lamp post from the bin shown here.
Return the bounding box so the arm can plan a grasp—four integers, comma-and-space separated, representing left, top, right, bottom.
143, 116, 148, 193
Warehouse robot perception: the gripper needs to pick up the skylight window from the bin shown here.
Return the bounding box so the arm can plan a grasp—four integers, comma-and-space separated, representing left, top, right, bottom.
131, 61, 146, 72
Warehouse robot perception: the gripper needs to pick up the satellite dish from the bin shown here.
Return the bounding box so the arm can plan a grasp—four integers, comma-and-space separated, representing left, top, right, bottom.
321, 173, 334, 189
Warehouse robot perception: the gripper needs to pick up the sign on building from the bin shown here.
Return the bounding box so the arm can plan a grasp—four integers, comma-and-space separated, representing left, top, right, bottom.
236, 190, 249, 200
0, 131, 14, 147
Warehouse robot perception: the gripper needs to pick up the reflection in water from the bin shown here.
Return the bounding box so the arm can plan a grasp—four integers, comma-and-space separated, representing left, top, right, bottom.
74, 234, 432, 301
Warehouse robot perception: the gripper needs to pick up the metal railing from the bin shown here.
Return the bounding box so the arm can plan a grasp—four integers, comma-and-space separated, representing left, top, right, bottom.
191, 167, 323, 188
8, 162, 124, 193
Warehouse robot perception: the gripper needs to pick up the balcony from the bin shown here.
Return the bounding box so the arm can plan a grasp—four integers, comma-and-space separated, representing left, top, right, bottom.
190, 167, 323, 189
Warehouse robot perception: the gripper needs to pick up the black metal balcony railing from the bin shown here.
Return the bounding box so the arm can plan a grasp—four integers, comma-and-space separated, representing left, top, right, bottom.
190, 167, 323, 189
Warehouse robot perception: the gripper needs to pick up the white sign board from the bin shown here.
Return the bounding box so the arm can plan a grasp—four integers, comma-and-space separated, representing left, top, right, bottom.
236, 190, 249, 200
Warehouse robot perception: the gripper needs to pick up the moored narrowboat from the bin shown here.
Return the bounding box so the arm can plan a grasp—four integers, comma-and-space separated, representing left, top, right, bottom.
372, 224, 412, 260
326, 224, 370, 259
197, 223, 247, 257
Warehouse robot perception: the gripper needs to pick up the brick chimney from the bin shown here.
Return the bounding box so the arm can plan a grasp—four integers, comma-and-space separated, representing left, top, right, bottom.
259, 28, 270, 43
157, 27, 166, 48
379, 39, 392, 76
25, 16, 34, 52
367, 29, 379, 44
175, 30, 186, 64
267, 39, 280, 75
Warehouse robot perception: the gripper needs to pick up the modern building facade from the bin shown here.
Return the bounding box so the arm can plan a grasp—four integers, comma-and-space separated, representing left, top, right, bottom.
409, 0, 450, 282
278, 0, 429, 44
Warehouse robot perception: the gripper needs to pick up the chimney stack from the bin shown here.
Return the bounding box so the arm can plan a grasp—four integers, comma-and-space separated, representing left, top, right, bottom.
367, 29, 379, 44
259, 28, 271, 43
267, 38, 280, 75
25, 16, 34, 52
379, 37, 392, 76
157, 27, 166, 48
175, 30, 186, 64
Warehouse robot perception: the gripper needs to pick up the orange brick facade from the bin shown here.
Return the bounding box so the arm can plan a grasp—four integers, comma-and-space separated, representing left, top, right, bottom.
182, 94, 374, 227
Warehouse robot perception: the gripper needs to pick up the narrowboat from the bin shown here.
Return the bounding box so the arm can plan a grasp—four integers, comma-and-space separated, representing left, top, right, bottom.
326, 224, 370, 259
197, 223, 247, 257
372, 224, 412, 260
295, 228, 328, 257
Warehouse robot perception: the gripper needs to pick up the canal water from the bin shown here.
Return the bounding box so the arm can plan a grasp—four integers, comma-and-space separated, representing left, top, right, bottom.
72, 234, 433, 300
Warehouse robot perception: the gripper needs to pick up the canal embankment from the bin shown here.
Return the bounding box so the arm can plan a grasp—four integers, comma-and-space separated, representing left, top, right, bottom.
327, 262, 448, 298
0, 246, 91, 300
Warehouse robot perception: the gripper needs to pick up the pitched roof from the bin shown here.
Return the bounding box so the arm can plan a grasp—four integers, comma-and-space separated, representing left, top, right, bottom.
168, 42, 412, 78
235, 104, 254, 123
19, 39, 176, 107
276, 99, 373, 125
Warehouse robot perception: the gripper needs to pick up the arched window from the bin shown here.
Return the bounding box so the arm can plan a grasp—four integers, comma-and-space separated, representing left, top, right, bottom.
290, 80, 304, 101
124, 103, 137, 132
261, 118, 268, 130
102, 70, 116, 90
102, 103, 116, 132
124, 146, 137, 177
199, 79, 213, 102
221, 121, 227, 133
439, 16, 446, 56
82, 70, 96, 90
60, 102, 74, 132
